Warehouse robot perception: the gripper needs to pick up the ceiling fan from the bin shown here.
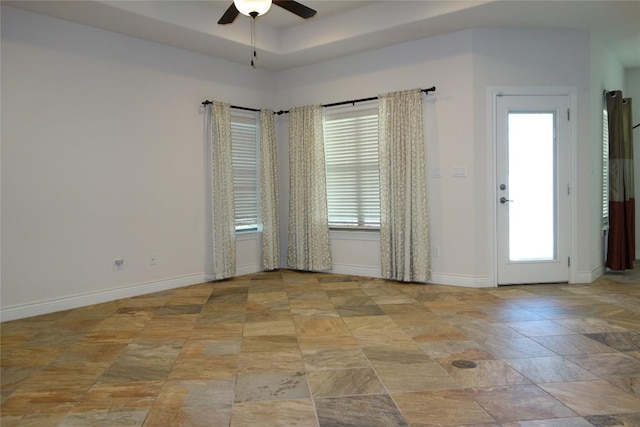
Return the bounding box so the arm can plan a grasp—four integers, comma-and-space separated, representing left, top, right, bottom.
218, 0, 317, 24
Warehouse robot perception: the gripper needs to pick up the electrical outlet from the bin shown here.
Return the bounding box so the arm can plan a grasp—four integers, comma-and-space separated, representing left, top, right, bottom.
114, 258, 124, 271
149, 253, 157, 266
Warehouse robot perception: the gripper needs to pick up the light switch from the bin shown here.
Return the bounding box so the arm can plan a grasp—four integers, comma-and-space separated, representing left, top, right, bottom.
452, 166, 467, 177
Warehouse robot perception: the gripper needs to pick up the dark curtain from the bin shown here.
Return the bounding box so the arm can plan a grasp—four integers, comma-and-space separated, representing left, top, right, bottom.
606, 91, 635, 270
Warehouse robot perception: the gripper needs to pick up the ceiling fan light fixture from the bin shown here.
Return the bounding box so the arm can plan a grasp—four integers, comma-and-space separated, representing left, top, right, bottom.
233, 0, 272, 17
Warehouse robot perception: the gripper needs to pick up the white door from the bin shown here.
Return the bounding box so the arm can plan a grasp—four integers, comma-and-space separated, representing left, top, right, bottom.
496, 95, 571, 285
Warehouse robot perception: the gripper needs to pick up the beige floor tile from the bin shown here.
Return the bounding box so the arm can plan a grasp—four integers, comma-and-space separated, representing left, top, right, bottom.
501, 417, 593, 427
606, 376, 640, 397
307, 367, 385, 397
153, 379, 235, 407
230, 399, 317, 427
315, 394, 407, 426
362, 345, 434, 367
420, 339, 496, 361
294, 317, 352, 338
238, 350, 304, 374
505, 356, 598, 383
1, 413, 68, 427
393, 389, 495, 426
242, 319, 296, 336
530, 334, 617, 355
297, 335, 359, 351
375, 362, 460, 392
64, 409, 150, 426
189, 322, 243, 339
505, 320, 578, 336
2, 266, 638, 425
442, 359, 531, 388
144, 405, 231, 427
13, 365, 104, 391
302, 348, 370, 371
566, 352, 640, 378
168, 355, 237, 381
71, 381, 163, 411
541, 380, 640, 416
1, 389, 86, 415
468, 384, 577, 422
234, 371, 310, 402
179, 338, 241, 357
478, 336, 557, 359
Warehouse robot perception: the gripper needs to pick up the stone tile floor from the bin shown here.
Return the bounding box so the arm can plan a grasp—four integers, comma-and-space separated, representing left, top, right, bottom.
1, 265, 639, 426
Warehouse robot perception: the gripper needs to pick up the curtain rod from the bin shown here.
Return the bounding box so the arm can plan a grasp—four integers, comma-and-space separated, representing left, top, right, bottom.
200, 101, 260, 112
200, 86, 437, 114
276, 86, 436, 115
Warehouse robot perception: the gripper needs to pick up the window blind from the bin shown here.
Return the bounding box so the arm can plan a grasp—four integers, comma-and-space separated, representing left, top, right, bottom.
602, 108, 609, 228
324, 106, 380, 228
231, 113, 259, 231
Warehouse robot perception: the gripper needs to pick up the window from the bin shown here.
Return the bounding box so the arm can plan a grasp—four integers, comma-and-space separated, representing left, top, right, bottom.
602, 108, 609, 229
324, 105, 380, 228
231, 112, 259, 231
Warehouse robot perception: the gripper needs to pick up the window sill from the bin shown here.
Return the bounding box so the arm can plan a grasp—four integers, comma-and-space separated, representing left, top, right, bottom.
330, 229, 380, 241
236, 230, 261, 241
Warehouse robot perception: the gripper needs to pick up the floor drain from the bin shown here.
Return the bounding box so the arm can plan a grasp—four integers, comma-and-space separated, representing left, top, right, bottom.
452, 360, 477, 369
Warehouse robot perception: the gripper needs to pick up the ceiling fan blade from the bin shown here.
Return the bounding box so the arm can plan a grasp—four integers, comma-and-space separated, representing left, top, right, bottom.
273, 0, 317, 19
218, 3, 240, 25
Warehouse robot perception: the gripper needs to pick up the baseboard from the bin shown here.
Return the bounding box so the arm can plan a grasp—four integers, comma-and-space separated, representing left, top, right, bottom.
237, 263, 261, 276
330, 264, 495, 288
330, 263, 381, 279
0, 273, 206, 322
576, 265, 604, 284
430, 273, 495, 288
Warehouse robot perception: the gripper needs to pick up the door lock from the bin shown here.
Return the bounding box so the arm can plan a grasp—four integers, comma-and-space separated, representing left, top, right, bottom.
499, 197, 513, 204
499, 184, 506, 190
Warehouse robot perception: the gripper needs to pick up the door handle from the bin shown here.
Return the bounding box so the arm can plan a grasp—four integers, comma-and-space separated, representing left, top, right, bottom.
499, 197, 513, 204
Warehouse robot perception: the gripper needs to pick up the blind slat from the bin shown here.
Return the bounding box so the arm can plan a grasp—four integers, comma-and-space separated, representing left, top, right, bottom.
602, 108, 609, 227
231, 113, 259, 231
324, 106, 380, 228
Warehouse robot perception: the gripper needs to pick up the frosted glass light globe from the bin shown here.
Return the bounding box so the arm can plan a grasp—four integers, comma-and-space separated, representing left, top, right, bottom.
234, 0, 272, 17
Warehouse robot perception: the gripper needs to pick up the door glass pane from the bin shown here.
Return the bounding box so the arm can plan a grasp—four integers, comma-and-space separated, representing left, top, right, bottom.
508, 112, 555, 261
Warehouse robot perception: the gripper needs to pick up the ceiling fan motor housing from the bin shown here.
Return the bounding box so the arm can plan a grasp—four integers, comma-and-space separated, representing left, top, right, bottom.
234, 0, 272, 17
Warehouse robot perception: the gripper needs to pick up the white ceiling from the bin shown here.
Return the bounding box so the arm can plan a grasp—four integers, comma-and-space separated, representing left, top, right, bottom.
5, 0, 640, 70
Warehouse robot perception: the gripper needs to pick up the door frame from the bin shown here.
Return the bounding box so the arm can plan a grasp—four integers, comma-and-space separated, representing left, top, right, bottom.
487, 86, 578, 285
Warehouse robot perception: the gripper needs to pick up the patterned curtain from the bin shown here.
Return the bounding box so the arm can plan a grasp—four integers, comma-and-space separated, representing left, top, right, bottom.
260, 109, 280, 270
208, 102, 236, 280
287, 105, 332, 271
606, 91, 635, 270
378, 89, 430, 282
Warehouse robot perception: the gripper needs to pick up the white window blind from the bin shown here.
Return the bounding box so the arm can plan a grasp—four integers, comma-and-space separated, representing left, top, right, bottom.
231, 113, 259, 231
324, 106, 380, 228
602, 108, 609, 228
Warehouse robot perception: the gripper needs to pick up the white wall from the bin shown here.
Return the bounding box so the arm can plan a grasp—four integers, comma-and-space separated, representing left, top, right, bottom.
2, 6, 615, 320
276, 28, 598, 286
274, 30, 476, 284
1, 6, 274, 320
624, 67, 640, 259
472, 28, 593, 282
